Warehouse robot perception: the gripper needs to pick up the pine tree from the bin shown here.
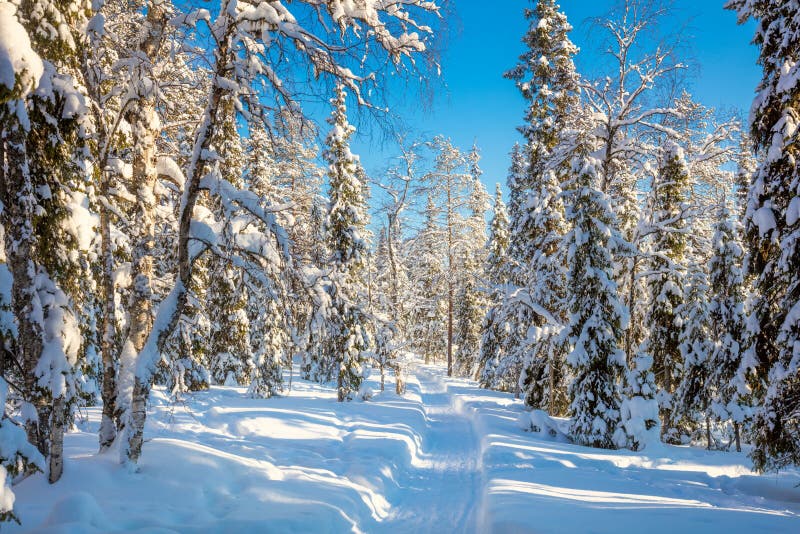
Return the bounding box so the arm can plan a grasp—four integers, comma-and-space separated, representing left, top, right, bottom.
323, 85, 371, 402
478, 184, 510, 385
671, 259, 711, 446
409, 194, 446, 364
422, 136, 472, 376
707, 202, 748, 451
502, 0, 578, 400
564, 158, 629, 450
727, 0, 800, 472
454, 149, 489, 377
642, 143, 691, 441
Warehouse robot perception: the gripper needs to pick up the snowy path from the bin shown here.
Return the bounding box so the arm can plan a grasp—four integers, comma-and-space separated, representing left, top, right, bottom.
8, 361, 800, 533
387, 365, 482, 532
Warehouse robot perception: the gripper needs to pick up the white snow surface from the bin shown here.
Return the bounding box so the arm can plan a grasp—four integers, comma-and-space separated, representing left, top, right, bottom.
9, 362, 800, 533
0, 1, 43, 96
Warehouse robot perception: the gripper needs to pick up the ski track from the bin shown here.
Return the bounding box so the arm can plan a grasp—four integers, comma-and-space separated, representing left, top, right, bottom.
388, 365, 482, 533
8, 362, 800, 533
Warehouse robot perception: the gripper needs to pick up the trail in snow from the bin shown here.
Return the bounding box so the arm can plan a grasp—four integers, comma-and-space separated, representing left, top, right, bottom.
388, 365, 481, 532
7, 361, 800, 533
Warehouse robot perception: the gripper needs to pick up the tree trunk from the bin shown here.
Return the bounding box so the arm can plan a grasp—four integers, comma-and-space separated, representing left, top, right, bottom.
395, 365, 405, 395
1, 119, 49, 462
125, 377, 149, 465
125, 24, 233, 463
337, 370, 345, 402
548, 359, 556, 414
734, 421, 741, 453
625, 256, 638, 365
48, 396, 66, 483
98, 170, 118, 450
446, 179, 454, 377
706, 416, 712, 451
117, 0, 167, 464
447, 282, 453, 377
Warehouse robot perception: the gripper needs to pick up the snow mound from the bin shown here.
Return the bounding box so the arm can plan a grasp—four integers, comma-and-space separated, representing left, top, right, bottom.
43, 492, 109, 531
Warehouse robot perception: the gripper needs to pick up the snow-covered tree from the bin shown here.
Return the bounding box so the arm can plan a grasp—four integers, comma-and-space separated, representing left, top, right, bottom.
409, 194, 446, 364
707, 202, 748, 451
620, 351, 660, 451
486, 146, 529, 392
322, 85, 371, 402
204, 101, 255, 386
477, 184, 510, 385
422, 136, 473, 376
671, 260, 711, 446
501, 0, 578, 404
247, 297, 287, 399
1, 0, 91, 483
454, 148, 489, 377
727, 0, 800, 472
641, 144, 691, 440
517, 165, 569, 416
564, 158, 629, 449
373, 138, 422, 343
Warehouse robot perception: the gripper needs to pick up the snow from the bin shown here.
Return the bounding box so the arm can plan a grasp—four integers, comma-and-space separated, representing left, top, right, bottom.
0, 465, 13, 517
7, 363, 800, 533
66, 191, 100, 253
787, 196, 800, 227
753, 206, 777, 237
0, 1, 43, 97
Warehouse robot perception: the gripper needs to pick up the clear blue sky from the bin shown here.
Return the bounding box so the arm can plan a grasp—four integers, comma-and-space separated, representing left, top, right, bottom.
351, 0, 760, 194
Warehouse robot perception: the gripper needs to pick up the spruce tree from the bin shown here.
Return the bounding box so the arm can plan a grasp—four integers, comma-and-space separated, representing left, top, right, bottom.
206, 99, 254, 386
323, 85, 371, 402
642, 143, 691, 441
489, 145, 530, 392
518, 166, 569, 416
707, 202, 748, 451
671, 259, 711, 446
1, 0, 91, 483
727, 0, 800, 471
502, 0, 578, 400
564, 158, 629, 449
620, 350, 660, 451
478, 184, 510, 385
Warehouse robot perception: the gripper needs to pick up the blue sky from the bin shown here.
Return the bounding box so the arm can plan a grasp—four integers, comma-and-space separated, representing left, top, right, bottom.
350, 0, 760, 194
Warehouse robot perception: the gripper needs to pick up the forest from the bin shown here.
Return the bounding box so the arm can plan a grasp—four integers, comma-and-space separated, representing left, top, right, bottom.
0, 0, 799, 531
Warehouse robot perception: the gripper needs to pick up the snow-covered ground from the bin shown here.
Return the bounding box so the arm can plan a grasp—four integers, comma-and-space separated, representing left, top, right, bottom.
9, 362, 800, 533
